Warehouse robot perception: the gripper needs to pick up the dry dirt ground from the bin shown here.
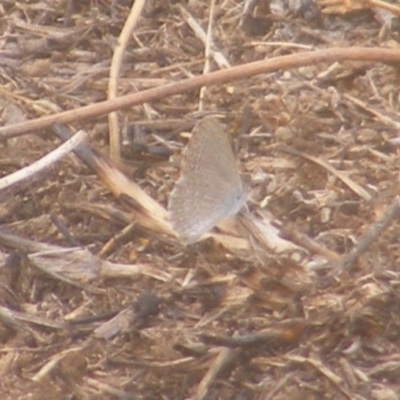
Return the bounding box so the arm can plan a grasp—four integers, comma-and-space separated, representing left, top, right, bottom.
1, 0, 400, 399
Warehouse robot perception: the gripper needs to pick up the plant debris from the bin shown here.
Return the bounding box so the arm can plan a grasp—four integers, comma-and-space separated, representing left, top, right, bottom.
1, 1, 400, 399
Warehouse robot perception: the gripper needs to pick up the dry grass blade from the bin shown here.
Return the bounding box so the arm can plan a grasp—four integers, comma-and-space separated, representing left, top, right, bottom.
277, 147, 372, 201
344, 93, 400, 130
52, 123, 172, 232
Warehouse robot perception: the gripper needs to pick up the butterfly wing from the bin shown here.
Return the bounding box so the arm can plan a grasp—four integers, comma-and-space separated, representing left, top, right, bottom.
168, 117, 245, 243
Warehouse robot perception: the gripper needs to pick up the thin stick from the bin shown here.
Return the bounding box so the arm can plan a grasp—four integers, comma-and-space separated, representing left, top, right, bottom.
335, 196, 400, 272
343, 93, 400, 130
192, 347, 237, 400
277, 147, 372, 201
1, 47, 400, 139
199, 0, 216, 111
179, 5, 230, 69
368, 0, 400, 15
108, 0, 147, 164
0, 129, 87, 192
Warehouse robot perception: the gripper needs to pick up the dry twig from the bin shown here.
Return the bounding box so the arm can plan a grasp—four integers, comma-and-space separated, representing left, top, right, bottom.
335, 196, 400, 272
1, 48, 400, 139
0, 129, 87, 192
108, 0, 148, 164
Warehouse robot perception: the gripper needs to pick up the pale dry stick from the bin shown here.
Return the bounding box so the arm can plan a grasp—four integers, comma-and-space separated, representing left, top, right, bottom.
179, 5, 231, 69
335, 196, 400, 273
285, 355, 354, 400
0, 305, 31, 333
366, 69, 380, 99
243, 0, 259, 15
279, 223, 341, 261
98, 221, 136, 257
343, 93, 400, 130
192, 347, 238, 400
108, 0, 147, 164
1, 47, 400, 139
369, 0, 400, 15
264, 375, 293, 400
199, 0, 216, 111
104, 356, 195, 369
0, 305, 66, 330
12, 18, 87, 41
277, 147, 372, 201
31, 346, 86, 382
84, 377, 128, 398
339, 358, 364, 388
0, 346, 58, 354
250, 41, 314, 50
0, 129, 87, 192
324, 0, 400, 16
151, 58, 205, 75
238, 211, 302, 254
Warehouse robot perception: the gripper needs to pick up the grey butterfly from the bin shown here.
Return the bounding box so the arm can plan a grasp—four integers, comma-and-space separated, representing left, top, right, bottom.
168, 116, 246, 243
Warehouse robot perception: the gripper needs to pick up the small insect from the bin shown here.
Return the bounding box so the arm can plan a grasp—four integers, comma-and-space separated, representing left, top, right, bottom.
168, 116, 246, 243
